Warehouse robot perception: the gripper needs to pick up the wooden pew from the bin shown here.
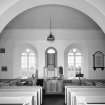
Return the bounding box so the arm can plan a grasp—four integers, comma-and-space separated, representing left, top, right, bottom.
0, 91, 37, 105
65, 86, 96, 104
71, 91, 105, 105
76, 96, 105, 105
0, 86, 42, 105
0, 96, 32, 105
7, 86, 43, 105
65, 87, 105, 105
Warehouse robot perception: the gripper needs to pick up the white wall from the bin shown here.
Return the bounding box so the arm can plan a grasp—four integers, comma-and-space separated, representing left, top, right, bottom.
0, 29, 105, 79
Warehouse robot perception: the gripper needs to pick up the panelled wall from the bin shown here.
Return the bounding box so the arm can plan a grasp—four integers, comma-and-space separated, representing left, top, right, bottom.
0, 29, 105, 79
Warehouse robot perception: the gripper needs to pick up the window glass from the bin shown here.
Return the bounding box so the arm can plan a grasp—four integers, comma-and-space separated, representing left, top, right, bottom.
68, 48, 82, 78
21, 49, 36, 78
47, 49, 55, 54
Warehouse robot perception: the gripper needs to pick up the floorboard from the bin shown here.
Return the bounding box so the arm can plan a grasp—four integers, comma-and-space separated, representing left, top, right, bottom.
42, 94, 65, 105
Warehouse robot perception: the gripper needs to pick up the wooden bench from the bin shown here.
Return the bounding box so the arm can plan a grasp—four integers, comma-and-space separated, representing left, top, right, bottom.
76, 96, 105, 105
0, 86, 42, 105
71, 90, 105, 105
0, 91, 37, 105
65, 86, 96, 104
0, 96, 32, 105
65, 87, 105, 105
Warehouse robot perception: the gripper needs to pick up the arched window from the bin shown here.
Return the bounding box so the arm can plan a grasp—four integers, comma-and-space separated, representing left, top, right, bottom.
68, 48, 82, 74
21, 48, 36, 78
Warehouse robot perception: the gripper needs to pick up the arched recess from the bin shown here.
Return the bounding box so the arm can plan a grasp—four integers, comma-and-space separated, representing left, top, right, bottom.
45, 47, 57, 68
13, 43, 38, 78
0, 0, 105, 33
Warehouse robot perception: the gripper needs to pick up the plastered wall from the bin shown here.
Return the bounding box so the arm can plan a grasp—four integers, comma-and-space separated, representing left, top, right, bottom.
0, 29, 105, 79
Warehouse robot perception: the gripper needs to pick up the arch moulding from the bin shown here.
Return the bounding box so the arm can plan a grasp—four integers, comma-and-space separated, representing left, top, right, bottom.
0, 0, 105, 33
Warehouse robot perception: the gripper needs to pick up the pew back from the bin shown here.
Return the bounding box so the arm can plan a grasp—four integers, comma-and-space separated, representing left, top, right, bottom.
66, 87, 105, 105
65, 86, 96, 104
0, 96, 32, 105
76, 96, 105, 105
0, 86, 42, 105
0, 86, 42, 104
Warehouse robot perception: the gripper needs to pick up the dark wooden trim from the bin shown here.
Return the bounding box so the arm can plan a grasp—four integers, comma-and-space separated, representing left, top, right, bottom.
87, 103, 105, 104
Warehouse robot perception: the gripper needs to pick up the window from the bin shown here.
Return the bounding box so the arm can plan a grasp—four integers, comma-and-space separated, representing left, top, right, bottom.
68, 48, 82, 74
21, 48, 36, 78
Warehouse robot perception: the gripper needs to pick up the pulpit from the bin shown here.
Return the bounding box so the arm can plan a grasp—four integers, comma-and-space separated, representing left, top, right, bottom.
44, 66, 63, 94
44, 79, 63, 94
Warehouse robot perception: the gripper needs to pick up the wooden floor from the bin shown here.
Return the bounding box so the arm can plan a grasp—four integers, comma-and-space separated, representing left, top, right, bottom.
42, 94, 65, 105
0, 104, 22, 105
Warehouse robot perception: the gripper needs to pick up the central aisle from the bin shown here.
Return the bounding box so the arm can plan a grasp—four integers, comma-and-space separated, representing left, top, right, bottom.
42, 94, 65, 105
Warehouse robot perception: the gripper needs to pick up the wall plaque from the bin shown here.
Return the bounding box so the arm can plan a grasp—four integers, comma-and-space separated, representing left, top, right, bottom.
93, 51, 104, 70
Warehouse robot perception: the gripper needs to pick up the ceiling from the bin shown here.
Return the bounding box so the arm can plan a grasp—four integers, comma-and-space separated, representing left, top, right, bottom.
5, 5, 101, 30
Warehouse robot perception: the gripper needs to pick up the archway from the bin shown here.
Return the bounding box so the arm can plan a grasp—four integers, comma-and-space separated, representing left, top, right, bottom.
0, 0, 105, 33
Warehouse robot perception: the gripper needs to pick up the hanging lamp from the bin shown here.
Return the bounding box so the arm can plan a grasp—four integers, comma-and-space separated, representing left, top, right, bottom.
47, 17, 55, 41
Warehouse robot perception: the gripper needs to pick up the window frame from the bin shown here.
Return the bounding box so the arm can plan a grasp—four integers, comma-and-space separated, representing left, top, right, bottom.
20, 48, 36, 78
68, 48, 82, 74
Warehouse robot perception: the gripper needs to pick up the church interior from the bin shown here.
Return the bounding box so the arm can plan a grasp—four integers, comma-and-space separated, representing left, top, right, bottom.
0, 0, 105, 105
